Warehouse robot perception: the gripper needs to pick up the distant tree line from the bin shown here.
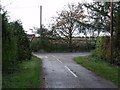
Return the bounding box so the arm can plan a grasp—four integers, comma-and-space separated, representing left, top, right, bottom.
2, 10, 31, 74
31, 2, 120, 65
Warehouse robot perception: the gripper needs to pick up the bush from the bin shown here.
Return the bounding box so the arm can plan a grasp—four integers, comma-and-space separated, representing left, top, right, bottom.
95, 36, 110, 61
114, 8, 120, 65
2, 13, 18, 73
2, 12, 32, 74
31, 38, 41, 52
14, 21, 31, 61
95, 36, 120, 65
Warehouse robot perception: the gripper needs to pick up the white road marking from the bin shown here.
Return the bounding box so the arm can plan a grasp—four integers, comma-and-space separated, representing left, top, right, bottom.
65, 66, 77, 78
33, 54, 48, 59
52, 55, 77, 77
45, 56, 48, 58
52, 55, 55, 57
52, 55, 63, 63
56, 58, 62, 63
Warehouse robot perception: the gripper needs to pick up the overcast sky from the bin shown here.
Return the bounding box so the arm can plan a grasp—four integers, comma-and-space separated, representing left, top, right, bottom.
1, 0, 93, 32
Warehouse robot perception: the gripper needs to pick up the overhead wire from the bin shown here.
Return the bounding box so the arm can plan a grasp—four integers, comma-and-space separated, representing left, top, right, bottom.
2, 0, 40, 9
5, 6, 39, 9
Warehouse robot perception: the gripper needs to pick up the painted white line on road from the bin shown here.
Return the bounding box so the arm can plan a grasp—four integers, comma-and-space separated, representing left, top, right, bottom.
56, 59, 62, 63
65, 66, 77, 78
52, 55, 55, 57
45, 56, 48, 58
52, 55, 63, 63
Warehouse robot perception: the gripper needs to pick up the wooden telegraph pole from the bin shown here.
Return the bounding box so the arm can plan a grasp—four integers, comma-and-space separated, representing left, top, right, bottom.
40, 5, 42, 31
110, 0, 113, 64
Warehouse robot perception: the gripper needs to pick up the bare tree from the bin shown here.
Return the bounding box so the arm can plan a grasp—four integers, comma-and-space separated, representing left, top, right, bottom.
51, 3, 86, 51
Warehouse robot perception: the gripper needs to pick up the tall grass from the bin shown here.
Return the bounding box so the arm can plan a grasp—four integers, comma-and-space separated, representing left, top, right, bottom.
2, 56, 42, 88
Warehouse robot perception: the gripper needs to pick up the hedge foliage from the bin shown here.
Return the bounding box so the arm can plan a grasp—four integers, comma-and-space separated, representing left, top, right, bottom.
31, 37, 95, 53
95, 36, 110, 61
2, 12, 31, 74
114, 8, 120, 65
95, 8, 120, 65
95, 36, 120, 65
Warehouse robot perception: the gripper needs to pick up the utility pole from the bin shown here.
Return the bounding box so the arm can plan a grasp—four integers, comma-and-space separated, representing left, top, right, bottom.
40, 5, 44, 41
40, 5, 42, 31
40, 5, 44, 48
110, 0, 113, 64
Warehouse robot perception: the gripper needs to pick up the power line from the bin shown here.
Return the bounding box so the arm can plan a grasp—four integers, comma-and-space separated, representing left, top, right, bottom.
2, 0, 40, 9
4, 6, 40, 9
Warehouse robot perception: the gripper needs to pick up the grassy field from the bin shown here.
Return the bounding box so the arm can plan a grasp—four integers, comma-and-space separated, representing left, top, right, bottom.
74, 56, 119, 87
2, 56, 42, 88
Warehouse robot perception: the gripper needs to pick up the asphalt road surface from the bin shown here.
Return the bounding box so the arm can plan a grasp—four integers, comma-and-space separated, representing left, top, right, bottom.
34, 52, 118, 88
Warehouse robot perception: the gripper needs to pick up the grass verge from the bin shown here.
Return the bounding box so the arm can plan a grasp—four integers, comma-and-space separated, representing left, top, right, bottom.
2, 56, 42, 88
74, 56, 119, 87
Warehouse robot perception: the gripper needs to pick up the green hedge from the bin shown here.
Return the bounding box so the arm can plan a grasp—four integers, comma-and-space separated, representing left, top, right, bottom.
95, 36, 120, 65
95, 36, 110, 61
2, 12, 31, 74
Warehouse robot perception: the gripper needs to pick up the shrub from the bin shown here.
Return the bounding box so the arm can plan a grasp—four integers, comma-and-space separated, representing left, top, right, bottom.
96, 36, 110, 60
14, 21, 31, 61
95, 36, 120, 65
2, 13, 18, 73
2, 12, 32, 74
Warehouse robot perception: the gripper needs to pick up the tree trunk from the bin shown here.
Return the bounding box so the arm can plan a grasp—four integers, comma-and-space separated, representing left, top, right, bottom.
69, 29, 72, 52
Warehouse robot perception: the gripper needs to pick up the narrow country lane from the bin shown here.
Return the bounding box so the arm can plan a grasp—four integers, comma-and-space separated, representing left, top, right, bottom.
34, 53, 118, 88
